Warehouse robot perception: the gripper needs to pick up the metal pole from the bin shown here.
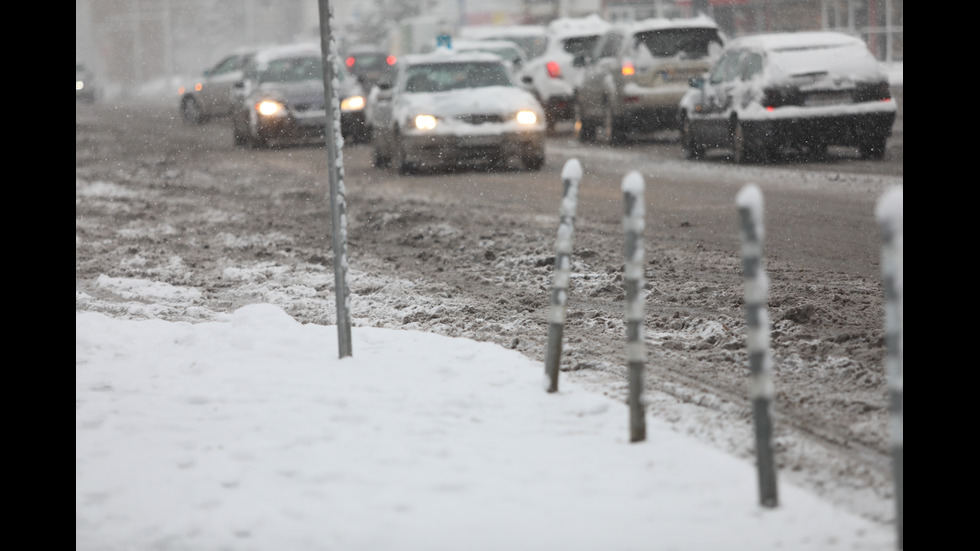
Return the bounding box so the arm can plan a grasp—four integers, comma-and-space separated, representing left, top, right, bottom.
622, 171, 646, 443
318, 0, 353, 358
544, 159, 582, 393
736, 184, 778, 508
876, 186, 903, 549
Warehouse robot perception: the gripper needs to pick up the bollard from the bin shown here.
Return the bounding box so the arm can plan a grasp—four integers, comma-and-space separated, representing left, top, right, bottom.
544, 159, 582, 393
876, 186, 903, 550
622, 171, 646, 443
736, 184, 778, 508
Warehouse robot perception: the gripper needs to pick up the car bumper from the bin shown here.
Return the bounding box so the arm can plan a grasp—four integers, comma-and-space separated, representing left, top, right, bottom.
400, 131, 545, 166
256, 111, 368, 143
742, 110, 896, 146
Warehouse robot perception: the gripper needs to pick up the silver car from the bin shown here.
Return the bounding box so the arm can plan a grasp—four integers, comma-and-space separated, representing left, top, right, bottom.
370, 50, 546, 174
180, 48, 258, 124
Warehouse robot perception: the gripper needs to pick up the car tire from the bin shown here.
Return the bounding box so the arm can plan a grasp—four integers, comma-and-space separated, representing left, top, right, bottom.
394, 137, 415, 175
372, 146, 390, 168
859, 137, 887, 160
576, 104, 597, 143
233, 121, 248, 147
181, 97, 205, 124
523, 153, 545, 171
680, 114, 704, 160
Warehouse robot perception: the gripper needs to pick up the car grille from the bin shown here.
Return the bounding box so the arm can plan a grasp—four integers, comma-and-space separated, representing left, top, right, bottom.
457, 114, 504, 125
293, 102, 324, 113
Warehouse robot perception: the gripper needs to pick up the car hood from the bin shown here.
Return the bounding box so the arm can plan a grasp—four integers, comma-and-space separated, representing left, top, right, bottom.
253, 79, 361, 104
394, 85, 543, 119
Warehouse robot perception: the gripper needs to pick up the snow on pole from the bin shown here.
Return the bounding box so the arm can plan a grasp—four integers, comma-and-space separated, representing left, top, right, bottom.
318, 0, 352, 358
876, 186, 903, 550
544, 159, 582, 393
736, 184, 778, 508
622, 171, 646, 443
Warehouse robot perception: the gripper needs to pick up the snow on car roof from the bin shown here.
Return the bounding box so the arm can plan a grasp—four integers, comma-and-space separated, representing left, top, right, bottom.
547, 14, 610, 38
253, 42, 321, 63
401, 49, 508, 66
729, 31, 866, 52
624, 14, 721, 33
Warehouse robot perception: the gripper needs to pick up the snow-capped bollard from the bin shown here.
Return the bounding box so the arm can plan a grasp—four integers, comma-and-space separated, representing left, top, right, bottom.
736, 184, 778, 508
544, 159, 582, 393
876, 186, 903, 550
317, 0, 352, 357
622, 171, 646, 443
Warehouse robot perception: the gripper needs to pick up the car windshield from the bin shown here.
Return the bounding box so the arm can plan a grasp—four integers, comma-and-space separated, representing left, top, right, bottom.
260, 56, 322, 84
404, 62, 513, 92
634, 28, 723, 59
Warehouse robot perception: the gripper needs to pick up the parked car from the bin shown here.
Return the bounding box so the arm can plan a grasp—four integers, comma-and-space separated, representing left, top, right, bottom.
518, 15, 610, 131
574, 15, 724, 144
76, 61, 99, 103
459, 24, 549, 60
230, 43, 369, 148
179, 48, 259, 124
677, 31, 898, 163
370, 50, 546, 174
344, 44, 396, 90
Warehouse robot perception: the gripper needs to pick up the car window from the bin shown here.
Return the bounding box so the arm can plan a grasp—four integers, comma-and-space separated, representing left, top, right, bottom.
404, 61, 512, 92
596, 32, 623, 58
634, 28, 723, 59
738, 52, 763, 81
708, 50, 741, 85
260, 56, 323, 83
211, 55, 241, 75
561, 35, 601, 56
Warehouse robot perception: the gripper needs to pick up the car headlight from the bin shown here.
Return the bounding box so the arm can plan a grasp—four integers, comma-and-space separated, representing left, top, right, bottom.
414, 114, 437, 130
256, 100, 285, 117
341, 95, 366, 111
515, 110, 537, 125
76, 80, 85, 91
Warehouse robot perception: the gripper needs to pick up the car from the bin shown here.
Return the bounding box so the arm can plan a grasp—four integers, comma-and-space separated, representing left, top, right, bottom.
677, 31, 898, 163
459, 24, 549, 60
230, 43, 369, 148
449, 38, 528, 79
517, 15, 610, 131
76, 61, 99, 103
179, 48, 259, 124
369, 50, 546, 174
574, 15, 725, 144
344, 44, 396, 90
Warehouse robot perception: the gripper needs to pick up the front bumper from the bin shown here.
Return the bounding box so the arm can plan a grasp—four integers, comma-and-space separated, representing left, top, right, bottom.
255, 110, 369, 143
400, 130, 545, 167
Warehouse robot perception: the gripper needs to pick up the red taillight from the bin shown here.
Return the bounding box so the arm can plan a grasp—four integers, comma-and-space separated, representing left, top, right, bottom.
546, 61, 561, 78
386, 55, 397, 66
345, 56, 355, 68
621, 62, 635, 76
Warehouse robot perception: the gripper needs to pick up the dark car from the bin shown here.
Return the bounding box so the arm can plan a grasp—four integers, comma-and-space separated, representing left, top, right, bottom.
230, 43, 369, 148
344, 44, 396, 90
180, 48, 258, 124
76, 62, 99, 103
677, 31, 898, 163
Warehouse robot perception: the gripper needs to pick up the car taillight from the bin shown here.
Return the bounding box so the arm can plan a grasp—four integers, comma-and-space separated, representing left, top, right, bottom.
762, 86, 803, 110
854, 81, 892, 102
546, 61, 561, 78
386, 55, 397, 66
346, 56, 355, 68
621, 61, 635, 76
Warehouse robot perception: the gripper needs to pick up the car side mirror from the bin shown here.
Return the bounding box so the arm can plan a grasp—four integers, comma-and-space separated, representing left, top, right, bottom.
688, 76, 704, 89
521, 75, 533, 85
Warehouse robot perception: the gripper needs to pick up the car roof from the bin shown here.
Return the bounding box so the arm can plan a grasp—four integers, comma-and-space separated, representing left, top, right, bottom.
728, 31, 866, 52
547, 14, 610, 38
253, 42, 321, 63
619, 14, 721, 34
400, 49, 507, 66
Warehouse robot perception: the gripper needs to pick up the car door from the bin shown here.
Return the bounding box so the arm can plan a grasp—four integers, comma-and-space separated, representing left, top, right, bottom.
700, 49, 743, 144
576, 30, 622, 122
200, 53, 250, 117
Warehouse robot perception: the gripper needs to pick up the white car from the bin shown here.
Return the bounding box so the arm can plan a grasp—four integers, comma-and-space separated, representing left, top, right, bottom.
517, 15, 610, 131
370, 50, 546, 174
677, 31, 898, 163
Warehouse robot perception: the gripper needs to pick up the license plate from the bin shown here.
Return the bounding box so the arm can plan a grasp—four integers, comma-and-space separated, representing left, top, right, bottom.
804, 91, 852, 106
458, 135, 499, 147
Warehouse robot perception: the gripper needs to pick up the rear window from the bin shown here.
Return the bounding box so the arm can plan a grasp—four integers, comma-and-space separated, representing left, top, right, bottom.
634, 28, 723, 59
349, 53, 388, 70
561, 35, 602, 56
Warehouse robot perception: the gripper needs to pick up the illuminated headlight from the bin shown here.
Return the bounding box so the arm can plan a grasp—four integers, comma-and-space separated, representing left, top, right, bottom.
341, 95, 365, 111
76, 80, 86, 91
414, 114, 437, 130
516, 110, 537, 125
256, 100, 284, 117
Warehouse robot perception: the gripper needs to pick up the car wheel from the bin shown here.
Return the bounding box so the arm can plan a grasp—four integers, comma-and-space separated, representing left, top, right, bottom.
601, 102, 627, 145
523, 152, 545, 171
393, 135, 415, 175
372, 146, 390, 168
680, 114, 704, 160
575, 102, 596, 143
181, 97, 205, 124
859, 137, 887, 160
233, 119, 248, 147
730, 119, 752, 164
